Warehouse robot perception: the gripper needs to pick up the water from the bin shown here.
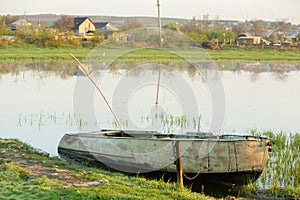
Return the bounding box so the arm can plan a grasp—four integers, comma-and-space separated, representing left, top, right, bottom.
221, 70, 300, 133
0, 61, 300, 156
0, 67, 77, 155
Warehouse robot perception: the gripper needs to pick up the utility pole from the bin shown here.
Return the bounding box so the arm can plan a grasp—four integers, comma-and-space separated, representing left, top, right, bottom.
22, 11, 27, 26
23, 11, 27, 20
157, 0, 163, 47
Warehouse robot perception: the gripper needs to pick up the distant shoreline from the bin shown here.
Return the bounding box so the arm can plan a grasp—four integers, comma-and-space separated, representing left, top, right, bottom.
0, 43, 300, 62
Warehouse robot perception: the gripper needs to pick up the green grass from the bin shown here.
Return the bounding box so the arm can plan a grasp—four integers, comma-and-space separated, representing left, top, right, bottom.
0, 43, 300, 61
207, 47, 300, 61
0, 138, 215, 200
0, 43, 92, 61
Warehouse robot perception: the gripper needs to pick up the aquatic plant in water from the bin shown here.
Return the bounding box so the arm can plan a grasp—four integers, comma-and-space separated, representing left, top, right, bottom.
18, 111, 88, 130
247, 130, 300, 197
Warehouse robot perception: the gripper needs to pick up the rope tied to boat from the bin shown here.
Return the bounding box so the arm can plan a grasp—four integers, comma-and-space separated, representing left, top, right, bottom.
182, 171, 201, 180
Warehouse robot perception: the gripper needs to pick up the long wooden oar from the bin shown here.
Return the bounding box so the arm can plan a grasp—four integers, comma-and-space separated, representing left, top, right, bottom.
69, 53, 123, 130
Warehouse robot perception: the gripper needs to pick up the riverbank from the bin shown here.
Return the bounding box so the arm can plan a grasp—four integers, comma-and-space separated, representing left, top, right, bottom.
0, 138, 214, 200
1, 43, 300, 61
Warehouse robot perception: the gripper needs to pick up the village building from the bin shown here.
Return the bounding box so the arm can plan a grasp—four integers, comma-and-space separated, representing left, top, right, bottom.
94, 22, 120, 35
236, 34, 262, 45
285, 32, 299, 42
73, 17, 95, 36
8, 19, 32, 30
235, 33, 273, 46
73, 17, 120, 37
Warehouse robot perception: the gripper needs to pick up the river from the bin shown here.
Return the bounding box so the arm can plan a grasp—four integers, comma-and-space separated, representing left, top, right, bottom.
0, 61, 299, 155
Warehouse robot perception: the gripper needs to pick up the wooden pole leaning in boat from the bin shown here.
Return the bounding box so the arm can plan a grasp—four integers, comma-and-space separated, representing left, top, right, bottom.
69, 53, 123, 130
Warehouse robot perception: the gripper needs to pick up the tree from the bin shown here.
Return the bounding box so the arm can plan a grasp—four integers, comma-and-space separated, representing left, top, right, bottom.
180, 17, 200, 33
202, 14, 210, 30
122, 18, 143, 31
0, 16, 6, 33
212, 15, 224, 31
250, 20, 265, 36
275, 19, 294, 32
232, 23, 246, 35
0, 16, 12, 36
268, 33, 278, 43
186, 30, 236, 45
3, 15, 19, 25
53, 16, 74, 31
0, 16, 5, 26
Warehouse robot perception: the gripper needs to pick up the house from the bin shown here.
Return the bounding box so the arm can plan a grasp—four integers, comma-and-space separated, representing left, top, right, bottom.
73, 17, 95, 36
236, 34, 262, 45
285, 32, 299, 42
8, 19, 32, 30
94, 22, 119, 35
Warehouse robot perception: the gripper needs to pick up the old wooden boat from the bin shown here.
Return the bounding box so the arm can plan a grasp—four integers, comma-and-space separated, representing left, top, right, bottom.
58, 130, 272, 188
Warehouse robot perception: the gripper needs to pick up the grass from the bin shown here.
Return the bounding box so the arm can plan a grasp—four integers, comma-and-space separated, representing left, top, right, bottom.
0, 138, 216, 200
1, 43, 300, 61
0, 43, 93, 61
207, 47, 300, 61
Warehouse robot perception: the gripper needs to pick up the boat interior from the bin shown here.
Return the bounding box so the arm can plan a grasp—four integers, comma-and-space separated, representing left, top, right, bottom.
72, 130, 268, 141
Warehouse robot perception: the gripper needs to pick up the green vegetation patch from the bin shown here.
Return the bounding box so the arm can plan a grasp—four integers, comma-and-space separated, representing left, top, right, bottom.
0, 138, 213, 200
118, 48, 185, 61
1, 43, 300, 61
0, 43, 92, 61
208, 48, 300, 61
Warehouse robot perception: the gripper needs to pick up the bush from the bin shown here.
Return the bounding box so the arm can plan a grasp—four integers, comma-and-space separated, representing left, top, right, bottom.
13, 28, 82, 47
15, 28, 57, 47
185, 30, 237, 45
90, 36, 104, 46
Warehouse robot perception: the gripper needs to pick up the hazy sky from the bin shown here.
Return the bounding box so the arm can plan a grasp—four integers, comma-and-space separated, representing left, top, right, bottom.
1, 0, 300, 24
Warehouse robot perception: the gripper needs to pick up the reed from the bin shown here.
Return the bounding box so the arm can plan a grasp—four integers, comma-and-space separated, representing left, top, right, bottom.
246, 130, 300, 198
18, 111, 88, 129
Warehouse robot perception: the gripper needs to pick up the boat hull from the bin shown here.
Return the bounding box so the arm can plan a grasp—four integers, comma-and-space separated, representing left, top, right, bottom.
58, 131, 271, 187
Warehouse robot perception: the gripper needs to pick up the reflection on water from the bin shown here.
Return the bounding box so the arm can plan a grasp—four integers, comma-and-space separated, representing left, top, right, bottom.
216, 60, 299, 81
0, 61, 76, 79
1, 60, 299, 80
